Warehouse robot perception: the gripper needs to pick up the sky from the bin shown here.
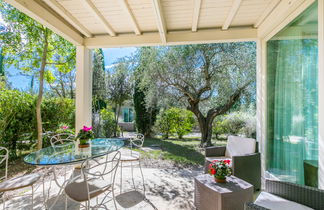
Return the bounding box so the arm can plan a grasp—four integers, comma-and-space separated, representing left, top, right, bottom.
1, 10, 138, 91
6, 47, 137, 90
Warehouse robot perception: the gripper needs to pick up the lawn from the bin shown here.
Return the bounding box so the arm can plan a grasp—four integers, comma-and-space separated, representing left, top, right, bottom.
138, 137, 226, 167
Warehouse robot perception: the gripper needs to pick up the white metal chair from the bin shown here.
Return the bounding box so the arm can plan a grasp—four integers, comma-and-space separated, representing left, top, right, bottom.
49, 132, 75, 180
119, 133, 145, 195
0, 147, 41, 209
50, 133, 75, 147
64, 151, 121, 209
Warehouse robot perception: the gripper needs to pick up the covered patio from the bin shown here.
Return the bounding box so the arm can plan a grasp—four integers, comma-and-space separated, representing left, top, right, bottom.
3, 0, 324, 209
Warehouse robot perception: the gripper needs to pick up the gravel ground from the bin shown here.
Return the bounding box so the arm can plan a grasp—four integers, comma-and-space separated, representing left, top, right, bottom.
2, 156, 203, 210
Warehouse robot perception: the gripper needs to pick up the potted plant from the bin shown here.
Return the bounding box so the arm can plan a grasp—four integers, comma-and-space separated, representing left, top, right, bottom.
208, 160, 231, 183
76, 126, 94, 148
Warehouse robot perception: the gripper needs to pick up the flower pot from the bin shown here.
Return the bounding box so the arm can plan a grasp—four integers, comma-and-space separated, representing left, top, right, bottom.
78, 143, 90, 148
215, 176, 226, 183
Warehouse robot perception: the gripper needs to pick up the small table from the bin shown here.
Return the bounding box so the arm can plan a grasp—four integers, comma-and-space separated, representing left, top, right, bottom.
194, 174, 253, 210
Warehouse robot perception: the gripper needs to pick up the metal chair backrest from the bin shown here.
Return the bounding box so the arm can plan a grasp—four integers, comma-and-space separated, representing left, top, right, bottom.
50, 133, 75, 147
0, 147, 9, 181
80, 151, 121, 201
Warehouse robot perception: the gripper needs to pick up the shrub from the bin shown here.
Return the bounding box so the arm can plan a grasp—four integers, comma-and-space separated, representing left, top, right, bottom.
100, 107, 117, 137
0, 89, 35, 157
0, 89, 75, 156
168, 108, 195, 139
154, 107, 195, 139
212, 111, 256, 139
41, 97, 75, 132
154, 109, 174, 139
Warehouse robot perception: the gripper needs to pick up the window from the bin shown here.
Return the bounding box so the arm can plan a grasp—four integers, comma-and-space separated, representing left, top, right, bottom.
123, 108, 134, 122
266, 2, 318, 187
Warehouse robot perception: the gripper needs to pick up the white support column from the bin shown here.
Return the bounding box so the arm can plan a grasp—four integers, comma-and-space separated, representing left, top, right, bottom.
318, 0, 324, 190
256, 38, 267, 189
75, 46, 93, 131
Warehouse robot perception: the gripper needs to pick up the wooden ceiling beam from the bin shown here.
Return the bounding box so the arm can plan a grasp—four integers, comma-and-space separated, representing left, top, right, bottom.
84, 28, 257, 48
222, 0, 242, 30
254, 0, 281, 28
118, 0, 141, 35
152, 0, 167, 44
83, 0, 116, 37
45, 0, 92, 37
5, 0, 83, 45
192, 0, 202, 32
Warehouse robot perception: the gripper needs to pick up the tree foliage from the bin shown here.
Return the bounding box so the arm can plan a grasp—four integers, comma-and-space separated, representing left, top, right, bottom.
133, 48, 159, 137
137, 43, 256, 146
154, 108, 195, 139
92, 48, 106, 111
213, 109, 256, 139
0, 2, 76, 149
48, 69, 75, 99
106, 58, 133, 136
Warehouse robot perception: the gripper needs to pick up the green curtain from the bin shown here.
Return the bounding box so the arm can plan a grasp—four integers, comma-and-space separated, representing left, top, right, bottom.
269, 38, 318, 184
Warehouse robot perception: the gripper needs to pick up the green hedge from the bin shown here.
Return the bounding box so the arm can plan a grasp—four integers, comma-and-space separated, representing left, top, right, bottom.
0, 89, 75, 157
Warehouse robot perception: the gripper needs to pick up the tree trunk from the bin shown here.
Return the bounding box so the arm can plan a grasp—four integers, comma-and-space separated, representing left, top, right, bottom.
114, 103, 121, 137
188, 102, 216, 147
36, 29, 48, 150
199, 115, 215, 147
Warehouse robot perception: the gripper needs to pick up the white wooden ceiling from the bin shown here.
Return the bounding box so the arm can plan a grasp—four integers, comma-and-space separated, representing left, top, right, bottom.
7, 0, 315, 47
43, 0, 277, 36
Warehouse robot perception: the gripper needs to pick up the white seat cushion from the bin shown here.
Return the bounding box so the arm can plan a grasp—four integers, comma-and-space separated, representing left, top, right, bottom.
205, 156, 232, 167
254, 192, 313, 210
225, 136, 256, 157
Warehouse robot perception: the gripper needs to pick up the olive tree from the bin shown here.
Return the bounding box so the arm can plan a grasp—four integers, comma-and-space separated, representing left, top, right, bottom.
138, 43, 256, 146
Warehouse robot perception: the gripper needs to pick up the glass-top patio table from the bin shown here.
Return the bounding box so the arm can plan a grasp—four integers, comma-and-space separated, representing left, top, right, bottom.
24, 138, 125, 166
23, 138, 125, 209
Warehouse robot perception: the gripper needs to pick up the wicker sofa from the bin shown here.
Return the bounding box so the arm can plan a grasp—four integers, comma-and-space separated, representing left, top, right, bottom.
205, 136, 261, 190
245, 179, 324, 210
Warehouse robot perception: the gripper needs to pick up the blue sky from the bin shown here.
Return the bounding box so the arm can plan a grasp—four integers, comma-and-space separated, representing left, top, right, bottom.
6, 47, 137, 90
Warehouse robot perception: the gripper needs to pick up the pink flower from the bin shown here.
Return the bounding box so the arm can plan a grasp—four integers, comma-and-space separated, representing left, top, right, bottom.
61, 126, 69, 130
82, 126, 92, 132
224, 160, 231, 165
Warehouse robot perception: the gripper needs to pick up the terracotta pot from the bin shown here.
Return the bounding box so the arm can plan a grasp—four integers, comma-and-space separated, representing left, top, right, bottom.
78, 143, 90, 148
215, 176, 226, 183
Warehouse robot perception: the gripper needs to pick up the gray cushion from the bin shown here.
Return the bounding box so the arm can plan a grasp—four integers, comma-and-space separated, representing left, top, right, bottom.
65, 178, 111, 202
0, 173, 41, 192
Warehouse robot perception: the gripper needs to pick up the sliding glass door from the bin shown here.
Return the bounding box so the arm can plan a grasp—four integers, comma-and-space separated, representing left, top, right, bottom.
266, 2, 318, 187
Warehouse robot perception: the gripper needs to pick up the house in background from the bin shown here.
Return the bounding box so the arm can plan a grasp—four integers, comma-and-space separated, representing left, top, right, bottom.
118, 101, 135, 132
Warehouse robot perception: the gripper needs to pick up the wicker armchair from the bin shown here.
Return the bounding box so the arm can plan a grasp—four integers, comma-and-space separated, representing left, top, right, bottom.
245, 179, 324, 210
205, 136, 261, 190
